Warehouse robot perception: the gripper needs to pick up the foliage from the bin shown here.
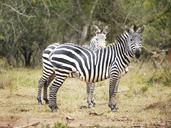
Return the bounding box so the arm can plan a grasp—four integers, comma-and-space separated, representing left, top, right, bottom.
41, 123, 68, 128
120, 0, 171, 49
52, 123, 68, 128
0, 0, 171, 67
147, 65, 171, 86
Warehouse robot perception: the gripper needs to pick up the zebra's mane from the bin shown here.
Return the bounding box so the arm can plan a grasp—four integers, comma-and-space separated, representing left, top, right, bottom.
60, 30, 129, 52
116, 31, 129, 44
102, 30, 129, 49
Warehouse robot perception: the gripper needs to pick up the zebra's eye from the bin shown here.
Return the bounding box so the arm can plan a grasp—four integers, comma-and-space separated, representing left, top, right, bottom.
130, 39, 133, 41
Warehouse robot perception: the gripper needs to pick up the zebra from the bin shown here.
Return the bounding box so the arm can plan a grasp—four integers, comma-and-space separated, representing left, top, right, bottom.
37, 25, 108, 106
89, 25, 108, 51
48, 24, 144, 112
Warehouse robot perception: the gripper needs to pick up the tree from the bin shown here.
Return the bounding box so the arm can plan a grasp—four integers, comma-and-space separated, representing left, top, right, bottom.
1, 0, 170, 67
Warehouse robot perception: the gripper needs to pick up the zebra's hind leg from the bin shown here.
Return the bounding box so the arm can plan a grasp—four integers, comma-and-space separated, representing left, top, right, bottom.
49, 75, 66, 112
87, 83, 96, 108
43, 73, 56, 104
43, 81, 49, 104
37, 77, 47, 105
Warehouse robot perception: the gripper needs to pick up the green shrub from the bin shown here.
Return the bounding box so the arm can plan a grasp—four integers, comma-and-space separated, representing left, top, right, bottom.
141, 85, 149, 93
0, 75, 13, 90
41, 124, 50, 128
147, 66, 171, 86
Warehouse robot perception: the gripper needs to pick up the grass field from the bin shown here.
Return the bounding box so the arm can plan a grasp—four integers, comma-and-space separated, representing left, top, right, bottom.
0, 62, 171, 128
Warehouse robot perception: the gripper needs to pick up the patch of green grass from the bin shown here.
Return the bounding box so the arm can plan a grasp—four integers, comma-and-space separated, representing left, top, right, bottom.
0, 70, 16, 95
140, 85, 149, 93
41, 123, 68, 128
41, 124, 50, 128
0, 68, 41, 89
52, 122, 68, 128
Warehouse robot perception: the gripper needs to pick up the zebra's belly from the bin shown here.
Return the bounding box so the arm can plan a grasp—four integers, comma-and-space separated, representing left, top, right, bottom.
74, 68, 110, 83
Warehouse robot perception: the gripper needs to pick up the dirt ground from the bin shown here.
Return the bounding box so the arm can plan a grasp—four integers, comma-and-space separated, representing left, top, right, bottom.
0, 77, 171, 128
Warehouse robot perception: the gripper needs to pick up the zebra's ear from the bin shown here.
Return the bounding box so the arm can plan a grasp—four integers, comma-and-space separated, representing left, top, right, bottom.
92, 25, 101, 35
136, 26, 144, 33
133, 24, 138, 31
102, 25, 109, 35
127, 25, 135, 34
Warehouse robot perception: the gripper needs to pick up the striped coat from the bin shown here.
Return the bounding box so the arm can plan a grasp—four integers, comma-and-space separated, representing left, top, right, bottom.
48, 25, 144, 112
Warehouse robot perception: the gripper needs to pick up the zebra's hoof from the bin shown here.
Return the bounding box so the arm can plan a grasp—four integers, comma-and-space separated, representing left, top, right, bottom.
88, 104, 93, 108
110, 105, 118, 112
111, 107, 118, 112
91, 101, 96, 107
51, 108, 57, 112
49, 105, 58, 112
44, 98, 49, 104
37, 98, 43, 105
108, 103, 118, 112
88, 102, 96, 108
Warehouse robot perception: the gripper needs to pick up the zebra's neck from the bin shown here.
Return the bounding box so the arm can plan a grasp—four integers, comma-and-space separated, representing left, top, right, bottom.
115, 31, 134, 59
108, 32, 134, 68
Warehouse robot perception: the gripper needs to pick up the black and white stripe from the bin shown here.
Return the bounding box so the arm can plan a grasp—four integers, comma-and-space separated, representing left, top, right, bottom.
48, 25, 144, 112
37, 43, 59, 104
37, 32, 107, 105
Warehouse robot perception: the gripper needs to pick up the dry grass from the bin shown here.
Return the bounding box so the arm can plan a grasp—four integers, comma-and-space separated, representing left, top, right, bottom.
0, 63, 171, 127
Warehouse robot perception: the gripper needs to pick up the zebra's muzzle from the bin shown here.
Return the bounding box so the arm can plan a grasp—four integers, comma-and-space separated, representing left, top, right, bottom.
135, 49, 141, 59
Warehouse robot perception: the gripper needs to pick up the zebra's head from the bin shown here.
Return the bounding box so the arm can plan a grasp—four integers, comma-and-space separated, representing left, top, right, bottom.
90, 25, 109, 49
91, 33, 106, 48
127, 25, 144, 58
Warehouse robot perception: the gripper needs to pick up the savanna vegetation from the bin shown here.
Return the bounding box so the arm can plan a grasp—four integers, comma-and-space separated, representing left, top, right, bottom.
0, 61, 171, 127
0, 0, 171, 127
0, 0, 171, 67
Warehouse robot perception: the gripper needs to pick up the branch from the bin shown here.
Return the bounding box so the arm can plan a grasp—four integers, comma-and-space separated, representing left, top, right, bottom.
55, 12, 82, 34
80, 0, 99, 42
111, 17, 125, 30
144, 6, 170, 25
21, 122, 40, 128
41, 0, 50, 17
2, 3, 35, 18
10, 21, 17, 42
142, 46, 155, 54
76, 0, 85, 18
89, 0, 99, 22
123, 13, 130, 25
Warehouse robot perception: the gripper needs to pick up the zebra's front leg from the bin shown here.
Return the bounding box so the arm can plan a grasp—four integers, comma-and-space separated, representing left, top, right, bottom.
108, 77, 119, 112
86, 83, 96, 108
49, 76, 66, 112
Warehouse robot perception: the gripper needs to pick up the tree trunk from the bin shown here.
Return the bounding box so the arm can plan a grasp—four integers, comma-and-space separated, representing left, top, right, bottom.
79, 0, 99, 44
23, 51, 32, 67
80, 24, 89, 44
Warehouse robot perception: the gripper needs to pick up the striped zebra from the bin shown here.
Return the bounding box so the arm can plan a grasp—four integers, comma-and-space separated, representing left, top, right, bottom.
37, 25, 108, 106
48, 25, 144, 112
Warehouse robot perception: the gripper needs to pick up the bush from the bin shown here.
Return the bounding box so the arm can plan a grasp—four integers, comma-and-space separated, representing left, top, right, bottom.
147, 65, 171, 86
0, 69, 13, 91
